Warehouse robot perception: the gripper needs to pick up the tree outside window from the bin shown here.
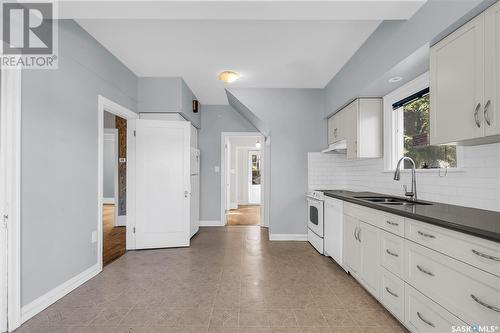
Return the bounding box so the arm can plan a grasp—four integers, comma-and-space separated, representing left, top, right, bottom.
400, 93, 457, 169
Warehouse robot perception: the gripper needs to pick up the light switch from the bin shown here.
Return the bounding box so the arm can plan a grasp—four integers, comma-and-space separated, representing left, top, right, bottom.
91, 231, 97, 243
214, 166, 220, 173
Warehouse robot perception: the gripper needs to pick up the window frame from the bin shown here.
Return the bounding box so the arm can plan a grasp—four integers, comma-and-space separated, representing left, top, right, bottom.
383, 72, 462, 172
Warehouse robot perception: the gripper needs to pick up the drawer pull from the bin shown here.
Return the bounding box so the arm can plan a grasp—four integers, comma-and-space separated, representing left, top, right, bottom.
417, 230, 436, 239
385, 287, 399, 298
386, 220, 399, 226
471, 249, 500, 262
471, 294, 500, 313
417, 265, 435, 277
417, 312, 435, 327
386, 249, 399, 257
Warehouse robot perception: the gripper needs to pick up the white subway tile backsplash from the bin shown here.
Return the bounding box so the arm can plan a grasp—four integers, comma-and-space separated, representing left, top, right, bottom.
308, 143, 500, 212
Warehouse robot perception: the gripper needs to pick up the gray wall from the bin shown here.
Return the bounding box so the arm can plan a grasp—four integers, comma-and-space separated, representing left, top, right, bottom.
227, 89, 325, 235
137, 77, 201, 128
324, 0, 484, 117
199, 105, 257, 221
21, 20, 137, 306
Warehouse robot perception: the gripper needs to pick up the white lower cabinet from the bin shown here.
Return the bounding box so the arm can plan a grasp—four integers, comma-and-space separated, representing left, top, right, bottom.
359, 221, 380, 298
405, 284, 466, 332
342, 202, 500, 333
381, 267, 405, 322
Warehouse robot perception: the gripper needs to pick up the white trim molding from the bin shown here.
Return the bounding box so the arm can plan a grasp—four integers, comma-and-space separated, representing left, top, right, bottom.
21, 264, 100, 324
269, 234, 308, 241
199, 220, 223, 227
97, 96, 138, 267
0, 67, 22, 331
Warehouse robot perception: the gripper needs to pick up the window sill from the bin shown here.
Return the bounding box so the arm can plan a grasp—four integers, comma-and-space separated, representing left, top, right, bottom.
382, 168, 466, 174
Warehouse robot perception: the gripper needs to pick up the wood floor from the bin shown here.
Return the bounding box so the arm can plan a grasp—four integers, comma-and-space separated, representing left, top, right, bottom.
103, 204, 126, 266
227, 205, 261, 225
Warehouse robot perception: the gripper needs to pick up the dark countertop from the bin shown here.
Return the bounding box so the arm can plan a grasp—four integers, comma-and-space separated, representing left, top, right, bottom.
321, 190, 500, 243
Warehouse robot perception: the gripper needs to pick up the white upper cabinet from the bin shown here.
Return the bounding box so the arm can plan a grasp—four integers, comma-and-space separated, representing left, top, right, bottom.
327, 98, 383, 159
485, 1, 500, 137
431, 1, 500, 144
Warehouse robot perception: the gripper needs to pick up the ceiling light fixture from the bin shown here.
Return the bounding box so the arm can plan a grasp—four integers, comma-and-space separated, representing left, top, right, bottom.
255, 140, 261, 148
388, 76, 403, 83
218, 71, 240, 83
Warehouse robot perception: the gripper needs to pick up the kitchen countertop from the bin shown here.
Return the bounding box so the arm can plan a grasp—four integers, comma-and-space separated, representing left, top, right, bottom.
321, 190, 500, 243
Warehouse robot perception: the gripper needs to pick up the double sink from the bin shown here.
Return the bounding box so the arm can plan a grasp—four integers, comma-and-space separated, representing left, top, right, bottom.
353, 196, 432, 206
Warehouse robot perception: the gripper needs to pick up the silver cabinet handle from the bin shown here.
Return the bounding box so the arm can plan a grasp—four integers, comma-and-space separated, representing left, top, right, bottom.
386, 249, 399, 257
386, 220, 399, 226
471, 294, 500, 313
417, 312, 435, 327
417, 230, 436, 239
417, 265, 435, 277
357, 228, 361, 242
474, 102, 482, 128
354, 227, 358, 241
385, 287, 399, 298
484, 100, 492, 126
472, 249, 500, 262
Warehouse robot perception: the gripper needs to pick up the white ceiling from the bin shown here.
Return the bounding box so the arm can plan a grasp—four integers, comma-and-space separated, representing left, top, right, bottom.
73, 1, 426, 105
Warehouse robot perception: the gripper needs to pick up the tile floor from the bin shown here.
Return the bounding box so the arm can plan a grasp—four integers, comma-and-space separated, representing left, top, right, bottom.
16, 226, 407, 333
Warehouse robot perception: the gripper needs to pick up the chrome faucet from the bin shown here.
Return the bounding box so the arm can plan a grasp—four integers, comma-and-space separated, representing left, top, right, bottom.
394, 157, 417, 201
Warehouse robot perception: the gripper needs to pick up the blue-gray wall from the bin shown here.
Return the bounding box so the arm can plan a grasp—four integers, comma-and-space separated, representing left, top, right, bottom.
21, 20, 138, 306
227, 89, 326, 235
137, 77, 201, 128
199, 105, 257, 221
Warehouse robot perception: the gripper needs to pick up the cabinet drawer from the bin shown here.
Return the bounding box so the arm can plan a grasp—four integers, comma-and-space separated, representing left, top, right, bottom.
380, 268, 405, 322
405, 241, 500, 325
405, 284, 465, 332
380, 212, 405, 237
344, 203, 380, 228
381, 231, 404, 278
406, 218, 500, 277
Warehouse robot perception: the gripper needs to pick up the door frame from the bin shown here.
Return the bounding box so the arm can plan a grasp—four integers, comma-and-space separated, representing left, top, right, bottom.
0, 67, 22, 331
220, 132, 268, 227
103, 129, 119, 229
97, 96, 138, 270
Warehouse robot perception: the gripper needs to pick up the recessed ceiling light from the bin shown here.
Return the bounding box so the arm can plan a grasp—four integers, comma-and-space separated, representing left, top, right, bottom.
218, 71, 240, 83
388, 76, 403, 83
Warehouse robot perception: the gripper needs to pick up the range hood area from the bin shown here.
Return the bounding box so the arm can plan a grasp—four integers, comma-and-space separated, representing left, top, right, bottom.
321, 139, 347, 153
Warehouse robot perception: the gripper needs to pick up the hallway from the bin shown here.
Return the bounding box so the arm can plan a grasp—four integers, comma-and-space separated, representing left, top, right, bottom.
227, 206, 261, 226
16, 226, 406, 332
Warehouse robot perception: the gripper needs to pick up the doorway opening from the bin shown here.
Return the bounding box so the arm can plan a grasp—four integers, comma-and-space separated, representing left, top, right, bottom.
102, 111, 127, 266
221, 133, 267, 227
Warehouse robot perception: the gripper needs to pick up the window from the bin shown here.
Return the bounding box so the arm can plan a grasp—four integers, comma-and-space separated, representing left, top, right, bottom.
251, 153, 261, 185
386, 73, 458, 170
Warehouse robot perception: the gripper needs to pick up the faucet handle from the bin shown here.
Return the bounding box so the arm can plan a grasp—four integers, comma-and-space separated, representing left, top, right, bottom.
403, 185, 414, 198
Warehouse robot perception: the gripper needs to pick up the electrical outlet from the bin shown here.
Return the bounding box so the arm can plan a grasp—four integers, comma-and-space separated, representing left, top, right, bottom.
91, 231, 97, 243
214, 166, 220, 173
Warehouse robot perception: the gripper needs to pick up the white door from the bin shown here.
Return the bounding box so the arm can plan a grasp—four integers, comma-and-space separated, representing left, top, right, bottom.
248, 150, 261, 204
135, 120, 190, 249
343, 215, 360, 275
359, 221, 380, 298
430, 14, 485, 144
485, 1, 500, 137
190, 175, 200, 238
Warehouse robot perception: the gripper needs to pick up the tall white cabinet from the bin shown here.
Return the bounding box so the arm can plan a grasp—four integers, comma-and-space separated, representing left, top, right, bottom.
430, 1, 500, 144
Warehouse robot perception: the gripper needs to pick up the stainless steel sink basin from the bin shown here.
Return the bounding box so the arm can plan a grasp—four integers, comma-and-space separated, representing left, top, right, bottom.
353, 196, 432, 206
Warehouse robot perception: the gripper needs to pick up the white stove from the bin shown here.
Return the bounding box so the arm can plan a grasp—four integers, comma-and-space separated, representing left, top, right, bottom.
306, 190, 325, 254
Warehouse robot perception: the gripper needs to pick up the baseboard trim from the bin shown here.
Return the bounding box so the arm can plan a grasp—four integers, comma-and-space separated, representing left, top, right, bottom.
269, 234, 308, 241
199, 220, 223, 227
21, 264, 100, 324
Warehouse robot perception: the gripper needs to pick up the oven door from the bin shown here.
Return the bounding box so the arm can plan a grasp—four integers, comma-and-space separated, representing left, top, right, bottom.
307, 197, 323, 237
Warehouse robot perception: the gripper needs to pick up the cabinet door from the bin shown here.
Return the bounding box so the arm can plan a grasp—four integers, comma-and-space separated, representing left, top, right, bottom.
343, 215, 360, 275
345, 101, 358, 160
327, 116, 335, 144
485, 1, 500, 136
359, 221, 380, 298
430, 14, 485, 144
324, 198, 343, 265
